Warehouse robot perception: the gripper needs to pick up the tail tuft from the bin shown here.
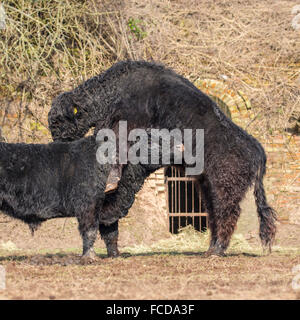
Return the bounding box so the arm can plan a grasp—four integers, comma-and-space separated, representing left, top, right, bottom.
258, 206, 277, 253
254, 155, 277, 253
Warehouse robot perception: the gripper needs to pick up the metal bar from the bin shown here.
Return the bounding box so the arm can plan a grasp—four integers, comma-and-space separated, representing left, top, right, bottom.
193, 180, 196, 230
164, 168, 170, 232
178, 175, 181, 214
175, 167, 177, 215
206, 209, 209, 229
192, 180, 194, 214
169, 213, 209, 217
170, 167, 174, 233
172, 181, 174, 234
171, 168, 174, 234
197, 182, 202, 232
166, 177, 198, 182
185, 180, 187, 228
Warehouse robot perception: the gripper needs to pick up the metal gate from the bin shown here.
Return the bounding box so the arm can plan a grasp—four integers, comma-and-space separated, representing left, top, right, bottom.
165, 166, 208, 234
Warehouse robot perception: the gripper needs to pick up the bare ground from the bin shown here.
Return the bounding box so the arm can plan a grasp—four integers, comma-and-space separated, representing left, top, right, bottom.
0, 218, 300, 300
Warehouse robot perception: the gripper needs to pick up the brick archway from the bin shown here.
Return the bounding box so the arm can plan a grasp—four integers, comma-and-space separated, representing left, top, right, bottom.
194, 79, 254, 129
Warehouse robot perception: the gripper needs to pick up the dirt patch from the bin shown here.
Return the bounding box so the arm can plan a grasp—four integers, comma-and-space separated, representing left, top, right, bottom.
0, 249, 299, 300
0, 218, 300, 300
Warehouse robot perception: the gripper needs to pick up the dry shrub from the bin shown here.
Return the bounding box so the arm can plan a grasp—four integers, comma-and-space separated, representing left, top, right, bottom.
121, 0, 300, 135
0, 0, 129, 142
0, 0, 299, 142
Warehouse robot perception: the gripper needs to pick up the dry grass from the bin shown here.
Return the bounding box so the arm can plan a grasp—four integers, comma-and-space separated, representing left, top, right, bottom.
0, 224, 300, 300
1, 253, 300, 300
122, 226, 254, 256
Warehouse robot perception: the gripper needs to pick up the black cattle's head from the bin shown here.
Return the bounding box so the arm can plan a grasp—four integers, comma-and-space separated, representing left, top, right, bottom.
48, 92, 91, 142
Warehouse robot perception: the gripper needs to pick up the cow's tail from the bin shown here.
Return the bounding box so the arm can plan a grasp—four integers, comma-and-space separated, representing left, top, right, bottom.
254, 153, 277, 253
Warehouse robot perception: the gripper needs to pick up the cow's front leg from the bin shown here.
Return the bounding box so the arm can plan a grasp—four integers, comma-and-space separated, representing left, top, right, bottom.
81, 228, 98, 261
77, 209, 99, 264
99, 220, 119, 258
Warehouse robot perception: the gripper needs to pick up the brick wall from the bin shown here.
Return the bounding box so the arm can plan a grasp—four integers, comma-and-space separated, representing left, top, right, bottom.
258, 133, 300, 221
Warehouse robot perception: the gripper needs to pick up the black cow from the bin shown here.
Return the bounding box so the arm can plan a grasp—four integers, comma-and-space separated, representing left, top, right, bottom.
0, 136, 168, 262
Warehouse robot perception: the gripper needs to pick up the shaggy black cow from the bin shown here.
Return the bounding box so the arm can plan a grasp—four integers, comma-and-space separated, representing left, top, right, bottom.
0, 136, 166, 262
48, 60, 277, 256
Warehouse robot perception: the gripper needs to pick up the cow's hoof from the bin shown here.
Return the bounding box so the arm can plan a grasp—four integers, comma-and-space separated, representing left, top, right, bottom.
80, 256, 96, 265
80, 251, 97, 265
262, 244, 272, 256
107, 249, 120, 258
202, 249, 226, 258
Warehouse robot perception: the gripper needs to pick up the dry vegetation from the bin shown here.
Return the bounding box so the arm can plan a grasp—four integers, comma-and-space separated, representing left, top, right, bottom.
0, 0, 299, 143
0, 0, 300, 300
1, 223, 300, 300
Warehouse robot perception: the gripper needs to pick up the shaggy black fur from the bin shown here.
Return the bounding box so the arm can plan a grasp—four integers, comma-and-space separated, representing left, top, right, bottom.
48, 60, 277, 256
0, 136, 169, 260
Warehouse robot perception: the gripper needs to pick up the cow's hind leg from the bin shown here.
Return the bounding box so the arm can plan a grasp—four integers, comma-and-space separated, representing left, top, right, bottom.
204, 202, 242, 257
198, 176, 220, 255
99, 221, 119, 258
203, 182, 246, 257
